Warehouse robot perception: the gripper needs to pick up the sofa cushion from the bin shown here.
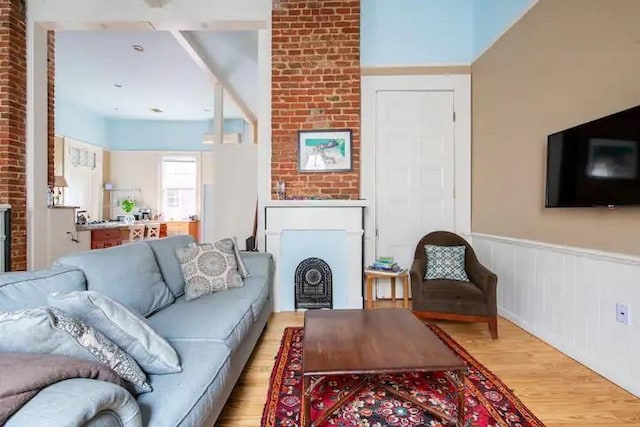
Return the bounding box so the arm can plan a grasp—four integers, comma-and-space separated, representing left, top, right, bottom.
422, 279, 485, 302
221, 276, 270, 322
138, 340, 230, 427
56, 243, 174, 317
0, 267, 86, 313
145, 235, 195, 298
49, 291, 181, 375
146, 293, 253, 352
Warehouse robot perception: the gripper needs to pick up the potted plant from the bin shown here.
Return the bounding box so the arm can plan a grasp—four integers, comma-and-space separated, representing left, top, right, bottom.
121, 199, 136, 225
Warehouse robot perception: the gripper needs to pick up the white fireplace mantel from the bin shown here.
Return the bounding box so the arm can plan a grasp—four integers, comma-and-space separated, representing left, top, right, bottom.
265, 200, 367, 312
264, 199, 369, 208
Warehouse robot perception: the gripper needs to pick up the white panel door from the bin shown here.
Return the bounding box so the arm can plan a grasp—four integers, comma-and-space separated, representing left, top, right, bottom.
375, 90, 455, 298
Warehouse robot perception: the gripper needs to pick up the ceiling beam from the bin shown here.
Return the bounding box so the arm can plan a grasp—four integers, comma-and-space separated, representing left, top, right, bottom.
169, 30, 257, 125
143, 0, 170, 7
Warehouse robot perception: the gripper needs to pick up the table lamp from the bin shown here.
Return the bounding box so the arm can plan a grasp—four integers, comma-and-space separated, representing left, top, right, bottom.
53, 175, 68, 206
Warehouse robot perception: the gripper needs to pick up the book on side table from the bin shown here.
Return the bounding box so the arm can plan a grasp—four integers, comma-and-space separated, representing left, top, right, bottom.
367, 256, 403, 273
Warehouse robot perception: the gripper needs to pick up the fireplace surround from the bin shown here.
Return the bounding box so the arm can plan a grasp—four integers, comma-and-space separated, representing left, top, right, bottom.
265, 200, 367, 312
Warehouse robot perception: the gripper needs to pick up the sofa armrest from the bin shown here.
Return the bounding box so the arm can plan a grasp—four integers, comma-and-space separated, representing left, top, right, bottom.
5, 378, 141, 427
239, 252, 274, 279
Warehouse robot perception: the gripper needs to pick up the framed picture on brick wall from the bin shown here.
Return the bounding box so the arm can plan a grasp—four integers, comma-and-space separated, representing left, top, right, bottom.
297, 129, 352, 172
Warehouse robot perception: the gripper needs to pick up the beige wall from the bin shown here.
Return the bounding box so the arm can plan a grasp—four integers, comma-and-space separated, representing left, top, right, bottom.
109, 151, 214, 220
472, 0, 640, 255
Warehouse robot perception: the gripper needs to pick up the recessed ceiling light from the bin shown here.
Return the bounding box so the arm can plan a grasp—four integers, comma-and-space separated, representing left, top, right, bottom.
150, 107, 163, 113
204, 108, 212, 112
132, 44, 145, 52
114, 107, 120, 111
114, 83, 123, 88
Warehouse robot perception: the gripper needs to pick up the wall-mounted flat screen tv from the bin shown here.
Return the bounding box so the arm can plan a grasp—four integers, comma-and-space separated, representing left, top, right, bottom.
546, 106, 640, 207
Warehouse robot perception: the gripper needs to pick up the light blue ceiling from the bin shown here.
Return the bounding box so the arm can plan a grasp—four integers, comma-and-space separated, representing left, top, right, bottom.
361, 0, 474, 65
55, 30, 251, 120
472, 0, 537, 57
361, 0, 537, 66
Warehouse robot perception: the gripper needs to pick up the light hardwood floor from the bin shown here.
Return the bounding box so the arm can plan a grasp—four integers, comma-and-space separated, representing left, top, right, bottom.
217, 301, 640, 426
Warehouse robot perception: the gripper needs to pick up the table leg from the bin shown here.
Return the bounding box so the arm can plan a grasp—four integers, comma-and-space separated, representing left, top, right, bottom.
366, 276, 373, 309
303, 375, 311, 427
454, 370, 465, 427
403, 275, 409, 309
391, 277, 396, 302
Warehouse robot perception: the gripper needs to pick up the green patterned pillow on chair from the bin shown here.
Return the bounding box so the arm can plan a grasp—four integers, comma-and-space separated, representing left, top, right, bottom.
424, 245, 469, 281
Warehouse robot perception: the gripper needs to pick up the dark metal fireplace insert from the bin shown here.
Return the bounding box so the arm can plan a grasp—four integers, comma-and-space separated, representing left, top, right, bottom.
294, 257, 332, 310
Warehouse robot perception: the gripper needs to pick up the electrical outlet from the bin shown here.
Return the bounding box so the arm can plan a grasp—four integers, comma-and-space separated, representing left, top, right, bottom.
616, 303, 629, 325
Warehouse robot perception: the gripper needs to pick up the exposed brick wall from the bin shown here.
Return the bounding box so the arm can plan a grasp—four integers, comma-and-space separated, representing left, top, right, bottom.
271, 0, 360, 199
48, 31, 55, 187
0, 0, 27, 270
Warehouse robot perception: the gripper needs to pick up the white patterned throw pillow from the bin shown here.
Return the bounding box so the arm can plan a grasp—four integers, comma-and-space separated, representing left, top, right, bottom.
176, 239, 244, 301
424, 245, 469, 282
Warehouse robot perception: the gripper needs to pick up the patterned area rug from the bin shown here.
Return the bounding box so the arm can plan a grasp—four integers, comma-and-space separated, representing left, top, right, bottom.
261, 325, 545, 427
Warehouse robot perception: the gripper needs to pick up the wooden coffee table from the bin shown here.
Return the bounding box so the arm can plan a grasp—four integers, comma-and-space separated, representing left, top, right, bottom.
302, 308, 467, 427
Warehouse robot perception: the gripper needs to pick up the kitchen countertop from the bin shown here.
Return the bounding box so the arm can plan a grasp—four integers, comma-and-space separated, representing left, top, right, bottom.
76, 219, 199, 231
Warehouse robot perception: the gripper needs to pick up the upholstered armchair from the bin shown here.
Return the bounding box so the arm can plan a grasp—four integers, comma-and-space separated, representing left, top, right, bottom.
410, 231, 498, 339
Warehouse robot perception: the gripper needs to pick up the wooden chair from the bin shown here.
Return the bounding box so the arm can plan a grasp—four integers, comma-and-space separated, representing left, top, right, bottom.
410, 231, 499, 339
128, 224, 146, 242
146, 223, 161, 239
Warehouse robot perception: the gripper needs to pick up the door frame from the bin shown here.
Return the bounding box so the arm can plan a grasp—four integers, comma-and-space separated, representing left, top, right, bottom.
361, 75, 472, 272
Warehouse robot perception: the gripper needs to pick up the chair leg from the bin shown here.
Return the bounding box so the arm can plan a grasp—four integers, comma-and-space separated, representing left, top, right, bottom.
488, 317, 498, 339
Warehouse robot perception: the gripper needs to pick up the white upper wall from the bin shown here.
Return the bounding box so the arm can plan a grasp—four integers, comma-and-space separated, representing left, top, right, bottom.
28, 0, 270, 27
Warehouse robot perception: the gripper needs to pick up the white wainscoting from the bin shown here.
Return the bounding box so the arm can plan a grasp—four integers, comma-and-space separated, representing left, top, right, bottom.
472, 233, 640, 397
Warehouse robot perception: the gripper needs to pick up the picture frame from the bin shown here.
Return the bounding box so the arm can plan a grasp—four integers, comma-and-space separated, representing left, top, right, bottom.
297, 129, 352, 172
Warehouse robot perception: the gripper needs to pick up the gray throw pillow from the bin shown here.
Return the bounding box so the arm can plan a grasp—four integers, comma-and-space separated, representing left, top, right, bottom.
49, 291, 181, 375
232, 237, 251, 279
424, 245, 469, 282
0, 307, 151, 394
176, 239, 244, 301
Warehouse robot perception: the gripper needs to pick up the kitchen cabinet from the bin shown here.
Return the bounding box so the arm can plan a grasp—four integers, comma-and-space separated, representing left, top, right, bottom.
166, 221, 199, 242
91, 228, 123, 250
89, 223, 168, 249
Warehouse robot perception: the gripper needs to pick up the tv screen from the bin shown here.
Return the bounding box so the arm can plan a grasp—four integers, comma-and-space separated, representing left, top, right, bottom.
545, 106, 640, 207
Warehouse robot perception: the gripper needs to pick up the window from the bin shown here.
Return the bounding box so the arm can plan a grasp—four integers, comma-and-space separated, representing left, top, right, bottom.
161, 157, 197, 220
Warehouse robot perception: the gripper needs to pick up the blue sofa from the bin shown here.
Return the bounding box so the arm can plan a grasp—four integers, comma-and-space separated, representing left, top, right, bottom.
0, 235, 274, 427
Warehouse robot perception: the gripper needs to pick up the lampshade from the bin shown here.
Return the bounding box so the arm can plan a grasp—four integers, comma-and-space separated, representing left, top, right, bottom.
54, 175, 68, 188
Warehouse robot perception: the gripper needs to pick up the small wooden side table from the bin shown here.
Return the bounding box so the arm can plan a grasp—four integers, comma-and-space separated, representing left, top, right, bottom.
364, 269, 410, 309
